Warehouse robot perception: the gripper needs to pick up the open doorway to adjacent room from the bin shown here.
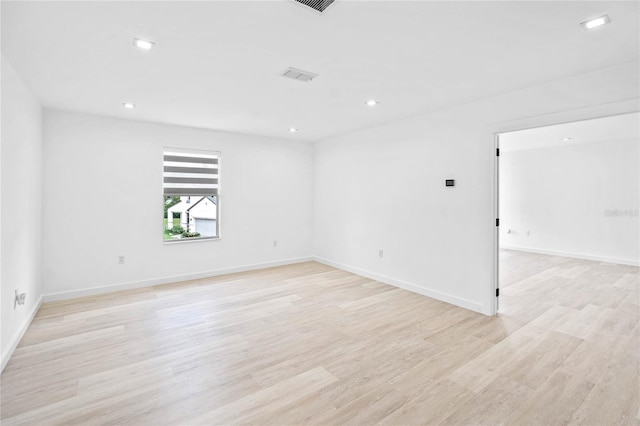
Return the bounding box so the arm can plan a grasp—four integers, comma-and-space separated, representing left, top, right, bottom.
496, 112, 639, 320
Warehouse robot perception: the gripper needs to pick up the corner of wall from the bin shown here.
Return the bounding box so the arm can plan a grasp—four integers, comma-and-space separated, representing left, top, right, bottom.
1, 56, 45, 372
1, 295, 42, 372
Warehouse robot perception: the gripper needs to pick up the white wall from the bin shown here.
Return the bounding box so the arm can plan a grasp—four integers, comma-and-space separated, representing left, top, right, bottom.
500, 137, 639, 265
314, 61, 640, 315
42, 111, 313, 298
1, 57, 43, 370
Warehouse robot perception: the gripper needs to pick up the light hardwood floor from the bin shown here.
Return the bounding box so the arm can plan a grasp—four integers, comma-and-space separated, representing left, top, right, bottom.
1, 251, 638, 425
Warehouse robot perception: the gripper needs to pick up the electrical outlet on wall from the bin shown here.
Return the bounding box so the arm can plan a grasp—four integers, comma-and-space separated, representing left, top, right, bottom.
379, 249, 384, 258
14, 290, 26, 309
118, 255, 125, 264
273, 240, 278, 247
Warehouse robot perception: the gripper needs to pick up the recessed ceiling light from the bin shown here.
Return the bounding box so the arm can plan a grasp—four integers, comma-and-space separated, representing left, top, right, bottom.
122, 102, 136, 109
581, 15, 611, 30
562, 137, 572, 141
133, 38, 155, 50
365, 100, 379, 106
289, 128, 298, 133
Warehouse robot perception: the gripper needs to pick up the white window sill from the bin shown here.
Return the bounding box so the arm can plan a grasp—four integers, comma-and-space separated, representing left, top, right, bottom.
163, 236, 221, 245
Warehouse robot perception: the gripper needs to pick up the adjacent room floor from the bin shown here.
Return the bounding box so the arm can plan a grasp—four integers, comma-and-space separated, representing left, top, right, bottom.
1, 252, 638, 424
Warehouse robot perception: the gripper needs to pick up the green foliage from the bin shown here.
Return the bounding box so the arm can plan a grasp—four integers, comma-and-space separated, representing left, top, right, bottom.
163, 218, 183, 240
181, 231, 201, 238
169, 226, 185, 235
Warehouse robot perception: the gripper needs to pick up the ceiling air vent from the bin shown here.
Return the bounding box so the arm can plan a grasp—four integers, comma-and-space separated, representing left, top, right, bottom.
293, 0, 335, 13
282, 67, 318, 83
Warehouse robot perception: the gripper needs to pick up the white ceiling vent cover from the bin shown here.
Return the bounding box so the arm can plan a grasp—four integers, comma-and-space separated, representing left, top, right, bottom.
294, 0, 335, 13
282, 67, 318, 83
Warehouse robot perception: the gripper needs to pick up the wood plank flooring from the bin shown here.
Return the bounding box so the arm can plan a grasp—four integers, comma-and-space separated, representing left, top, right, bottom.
1, 251, 638, 425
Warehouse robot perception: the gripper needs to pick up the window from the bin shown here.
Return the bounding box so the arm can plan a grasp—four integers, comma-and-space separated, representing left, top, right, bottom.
163, 148, 220, 241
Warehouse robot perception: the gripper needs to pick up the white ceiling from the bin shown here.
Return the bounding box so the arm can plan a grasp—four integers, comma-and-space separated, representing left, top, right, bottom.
500, 112, 640, 152
2, 1, 639, 142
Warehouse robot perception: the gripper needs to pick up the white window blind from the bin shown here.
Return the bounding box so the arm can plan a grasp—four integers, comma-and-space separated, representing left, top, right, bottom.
163, 148, 219, 196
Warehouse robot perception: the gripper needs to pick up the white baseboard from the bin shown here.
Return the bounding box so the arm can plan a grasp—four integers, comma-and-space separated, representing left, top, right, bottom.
313, 256, 485, 314
501, 246, 639, 266
1, 294, 43, 373
43, 256, 314, 302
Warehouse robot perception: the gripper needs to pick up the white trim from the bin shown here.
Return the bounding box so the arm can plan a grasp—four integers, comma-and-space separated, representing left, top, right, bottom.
163, 236, 221, 245
1, 295, 43, 373
501, 246, 639, 267
43, 257, 313, 302
313, 256, 485, 314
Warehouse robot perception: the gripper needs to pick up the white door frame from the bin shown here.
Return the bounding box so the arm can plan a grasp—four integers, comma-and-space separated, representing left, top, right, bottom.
494, 133, 500, 313
489, 107, 639, 316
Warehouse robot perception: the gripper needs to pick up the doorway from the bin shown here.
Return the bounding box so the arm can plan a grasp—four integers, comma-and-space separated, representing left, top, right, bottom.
495, 112, 640, 316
